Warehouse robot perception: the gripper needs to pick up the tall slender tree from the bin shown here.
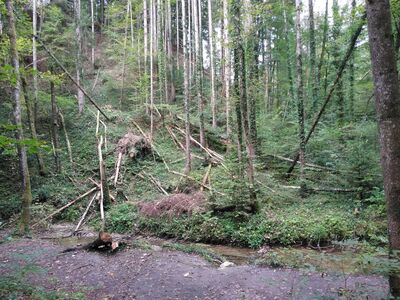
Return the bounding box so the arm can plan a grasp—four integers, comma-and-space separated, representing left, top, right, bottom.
182, 0, 191, 175
332, 0, 344, 124
348, 0, 356, 120
6, 0, 33, 234
223, 0, 231, 137
144, 0, 149, 115
50, 80, 61, 173
32, 0, 38, 123
207, 0, 217, 128
317, 0, 329, 97
281, 0, 295, 104
295, 0, 306, 188
74, 0, 84, 113
150, 0, 155, 141
309, 0, 318, 112
231, 0, 257, 204
366, 0, 400, 297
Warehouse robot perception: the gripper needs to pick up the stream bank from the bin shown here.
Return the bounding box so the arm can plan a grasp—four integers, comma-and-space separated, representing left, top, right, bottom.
0, 224, 391, 299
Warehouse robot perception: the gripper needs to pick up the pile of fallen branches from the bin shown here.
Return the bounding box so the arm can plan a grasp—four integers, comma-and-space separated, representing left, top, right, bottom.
138, 192, 207, 217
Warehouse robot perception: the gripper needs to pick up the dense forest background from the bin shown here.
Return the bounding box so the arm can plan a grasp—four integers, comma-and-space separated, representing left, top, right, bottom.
1, 0, 400, 261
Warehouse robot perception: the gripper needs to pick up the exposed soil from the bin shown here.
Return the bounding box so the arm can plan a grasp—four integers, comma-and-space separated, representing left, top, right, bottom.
0, 225, 389, 299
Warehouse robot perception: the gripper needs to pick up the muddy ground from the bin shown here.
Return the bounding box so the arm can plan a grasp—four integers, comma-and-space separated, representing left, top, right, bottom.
0, 225, 389, 299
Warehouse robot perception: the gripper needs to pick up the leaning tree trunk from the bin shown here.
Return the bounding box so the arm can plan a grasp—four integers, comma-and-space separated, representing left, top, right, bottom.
366, 1, 400, 297
6, 0, 33, 234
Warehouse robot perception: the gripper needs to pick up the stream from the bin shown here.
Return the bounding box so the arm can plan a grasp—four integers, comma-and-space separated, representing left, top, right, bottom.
46, 224, 394, 277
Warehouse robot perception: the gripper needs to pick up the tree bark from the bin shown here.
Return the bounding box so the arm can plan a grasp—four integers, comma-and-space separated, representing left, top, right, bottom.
182, 0, 191, 175
309, 0, 318, 113
120, 1, 130, 107
21, 77, 46, 176
74, 0, 84, 114
348, 0, 356, 120
6, 0, 33, 234
366, 1, 400, 297
32, 0, 39, 125
317, 0, 329, 95
295, 0, 305, 188
281, 0, 295, 103
50, 81, 61, 173
91, 0, 95, 68
150, 0, 154, 141
223, 0, 231, 138
207, 0, 217, 128
144, 0, 149, 115
193, 0, 205, 148
231, 0, 257, 203
332, 0, 344, 125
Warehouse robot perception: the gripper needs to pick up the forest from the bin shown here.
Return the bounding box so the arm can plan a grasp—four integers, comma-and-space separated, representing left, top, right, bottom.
1, 0, 400, 298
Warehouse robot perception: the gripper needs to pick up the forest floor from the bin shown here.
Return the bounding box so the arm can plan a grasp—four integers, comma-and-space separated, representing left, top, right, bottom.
0, 225, 389, 299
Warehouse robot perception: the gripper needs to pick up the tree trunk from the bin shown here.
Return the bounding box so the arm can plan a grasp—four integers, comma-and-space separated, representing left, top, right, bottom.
366, 1, 400, 297
193, 0, 205, 148
32, 0, 39, 125
74, 0, 84, 114
6, 0, 33, 234
182, 0, 191, 175
223, 0, 231, 138
295, 0, 306, 191
176, 0, 180, 71
91, 0, 95, 68
144, 0, 149, 115
309, 0, 318, 113
348, 0, 356, 120
332, 0, 344, 125
317, 0, 329, 96
51, 81, 61, 173
120, 1, 130, 107
231, 0, 257, 204
243, 0, 258, 153
286, 14, 366, 175
21, 77, 46, 176
150, 0, 154, 141
207, 0, 217, 128
281, 0, 295, 104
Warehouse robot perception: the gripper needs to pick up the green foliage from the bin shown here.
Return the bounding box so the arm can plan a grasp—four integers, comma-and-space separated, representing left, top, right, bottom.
0, 276, 85, 300
106, 203, 137, 233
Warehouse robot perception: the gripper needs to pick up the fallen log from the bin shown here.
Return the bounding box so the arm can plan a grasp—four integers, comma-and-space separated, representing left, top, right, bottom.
280, 185, 362, 193
32, 187, 98, 228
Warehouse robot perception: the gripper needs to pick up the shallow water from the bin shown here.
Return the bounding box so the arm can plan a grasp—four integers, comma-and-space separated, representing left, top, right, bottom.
48, 226, 393, 276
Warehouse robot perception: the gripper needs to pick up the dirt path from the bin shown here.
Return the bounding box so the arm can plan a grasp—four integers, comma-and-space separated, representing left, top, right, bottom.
0, 228, 389, 299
